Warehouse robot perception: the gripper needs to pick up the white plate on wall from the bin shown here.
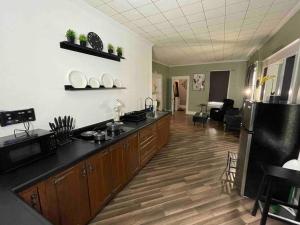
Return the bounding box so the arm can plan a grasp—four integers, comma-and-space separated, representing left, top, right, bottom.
102, 73, 114, 88
68, 71, 87, 88
114, 79, 122, 88
89, 77, 100, 88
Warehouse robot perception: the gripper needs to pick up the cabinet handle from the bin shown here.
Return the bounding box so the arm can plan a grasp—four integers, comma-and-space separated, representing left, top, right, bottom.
53, 175, 66, 185
81, 168, 87, 177
87, 164, 94, 174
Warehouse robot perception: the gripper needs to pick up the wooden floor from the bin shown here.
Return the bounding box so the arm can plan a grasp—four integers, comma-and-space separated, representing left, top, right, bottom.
90, 112, 285, 225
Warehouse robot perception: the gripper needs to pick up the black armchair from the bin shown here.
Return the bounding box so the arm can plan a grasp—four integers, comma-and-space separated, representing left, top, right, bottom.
210, 99, 234, 122
224, 108, 242, 131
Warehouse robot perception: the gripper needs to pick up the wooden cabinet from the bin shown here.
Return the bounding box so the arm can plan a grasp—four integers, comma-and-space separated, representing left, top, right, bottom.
18, 115, 171, 225
123, 133, 139, 180
139, 123, 158, 167
157, 115, 171, 149
39, 162, 91, 225
86, 148, 112, 217
110, 141, 125, 193
19, 185, 41, 213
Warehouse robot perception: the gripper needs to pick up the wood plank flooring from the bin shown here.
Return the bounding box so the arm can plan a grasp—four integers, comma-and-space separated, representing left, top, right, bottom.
89, 112, 286, 225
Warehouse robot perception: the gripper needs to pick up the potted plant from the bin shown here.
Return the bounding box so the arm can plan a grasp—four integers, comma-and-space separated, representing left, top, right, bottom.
79, 34, 87, 47
108, 44, 114, 54
116, 47, 123, 57
65, 29, 76, 44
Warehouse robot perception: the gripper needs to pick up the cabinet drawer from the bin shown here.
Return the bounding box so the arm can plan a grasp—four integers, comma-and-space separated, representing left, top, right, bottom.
139, 124, 156, 145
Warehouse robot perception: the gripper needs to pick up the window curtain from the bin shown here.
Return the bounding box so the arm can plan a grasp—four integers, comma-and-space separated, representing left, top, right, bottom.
209, 71, 230, 102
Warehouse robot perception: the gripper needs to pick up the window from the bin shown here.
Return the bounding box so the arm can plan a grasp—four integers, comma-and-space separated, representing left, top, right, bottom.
209, 71, 230, 102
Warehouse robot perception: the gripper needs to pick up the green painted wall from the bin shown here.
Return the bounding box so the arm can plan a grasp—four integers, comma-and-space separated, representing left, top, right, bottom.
249, 10, 300, 64
152, 61, 170, 110
169, 61, 247, 111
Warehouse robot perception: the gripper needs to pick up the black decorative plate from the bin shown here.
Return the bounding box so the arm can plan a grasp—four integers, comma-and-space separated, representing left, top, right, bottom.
87, 32, 103, 51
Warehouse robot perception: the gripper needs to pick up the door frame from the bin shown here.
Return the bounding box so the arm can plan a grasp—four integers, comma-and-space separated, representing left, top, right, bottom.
171, 76, 190, 115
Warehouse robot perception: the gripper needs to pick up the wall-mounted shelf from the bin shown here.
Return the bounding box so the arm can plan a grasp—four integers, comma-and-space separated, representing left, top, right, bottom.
64, 85, 126, 91
60, 41, 125, 62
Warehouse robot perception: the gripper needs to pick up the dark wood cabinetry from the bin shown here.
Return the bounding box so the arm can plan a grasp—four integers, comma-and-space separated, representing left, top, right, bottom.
19, 185, 41, 213
18, 115, 170, 225
123, 133, 139, 180
110, 141, 125, 193
86, 148, 112, 217
157, 115, 171, 149
39, 162, 91, 225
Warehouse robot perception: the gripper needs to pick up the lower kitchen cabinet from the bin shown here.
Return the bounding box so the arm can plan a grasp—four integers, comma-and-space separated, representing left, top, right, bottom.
39, 161, 91, 225
110, 141, 125, 193
17, 115, 170, 225
123, 133, 139, 180
157, 115, 171, 149
86, 148, 112, 217
19, 185, 42, 213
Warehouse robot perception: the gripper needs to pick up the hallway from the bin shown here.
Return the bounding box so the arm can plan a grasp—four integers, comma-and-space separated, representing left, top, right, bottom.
90, 112, 284, 225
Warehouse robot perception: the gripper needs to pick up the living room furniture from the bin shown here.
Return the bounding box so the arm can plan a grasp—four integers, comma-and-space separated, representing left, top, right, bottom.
210, 99, 234, 121
252, 164, 300, 225
224, 108, 242, 131
193, 112, 209, 127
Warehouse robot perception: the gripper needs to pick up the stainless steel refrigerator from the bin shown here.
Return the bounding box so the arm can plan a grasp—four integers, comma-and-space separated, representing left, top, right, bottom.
236, 101, 300, 200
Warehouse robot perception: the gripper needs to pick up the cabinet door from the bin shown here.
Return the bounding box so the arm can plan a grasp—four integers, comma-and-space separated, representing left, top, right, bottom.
125, 133, 139, 180
86, 148, 112, 216
110, 141, 125, 193
40, 162, 91, 225
19, 185, 41, 213
157, 116, 171, 149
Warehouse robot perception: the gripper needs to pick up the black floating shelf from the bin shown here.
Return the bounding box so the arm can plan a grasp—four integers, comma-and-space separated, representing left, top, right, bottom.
60, 41, 125, 62
64, 85, 126, 91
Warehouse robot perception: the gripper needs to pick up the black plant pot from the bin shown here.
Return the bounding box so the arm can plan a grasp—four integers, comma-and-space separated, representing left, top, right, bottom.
67, 36, 75, 44
80, 41, 87, 47
108, 49, 114, 54
117, 52, 122, 57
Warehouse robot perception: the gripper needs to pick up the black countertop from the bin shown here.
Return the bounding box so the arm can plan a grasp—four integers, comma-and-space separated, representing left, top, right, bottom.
0, 111, 170, 225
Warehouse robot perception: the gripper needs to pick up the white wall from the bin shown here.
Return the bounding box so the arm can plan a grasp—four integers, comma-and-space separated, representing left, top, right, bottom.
0, 0, 152, 136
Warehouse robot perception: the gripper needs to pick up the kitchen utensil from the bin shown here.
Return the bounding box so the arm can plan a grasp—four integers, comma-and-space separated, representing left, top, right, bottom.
102, 73, 114, 88
114, 79, 122, 88
87, 32, 103, 51
94, 131, 106, 142
50, 116, 74, 146
106, 121, 124, 132
80, 131, 97, 140
68, 70, 87, 88
89, 77, 100, 88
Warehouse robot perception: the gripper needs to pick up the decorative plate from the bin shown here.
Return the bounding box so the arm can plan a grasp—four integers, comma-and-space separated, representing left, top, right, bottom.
87, 32, 103, 51
89, 77, 100, 88
102, 74, 114, 88
68, 70, 87, 88
114, 79, 122, 88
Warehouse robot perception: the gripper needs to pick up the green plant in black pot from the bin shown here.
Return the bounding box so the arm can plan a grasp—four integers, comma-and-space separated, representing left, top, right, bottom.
108, 43, 114, 54
65, 29, 76, 43
116, 47, 123, 57
79, 34, 87, 47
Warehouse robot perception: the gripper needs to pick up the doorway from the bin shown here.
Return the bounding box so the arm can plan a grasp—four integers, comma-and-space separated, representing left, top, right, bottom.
171, 76, 190, 114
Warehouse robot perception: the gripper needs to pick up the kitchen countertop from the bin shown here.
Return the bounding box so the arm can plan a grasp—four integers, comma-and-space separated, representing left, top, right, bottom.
0, 111, 170, 225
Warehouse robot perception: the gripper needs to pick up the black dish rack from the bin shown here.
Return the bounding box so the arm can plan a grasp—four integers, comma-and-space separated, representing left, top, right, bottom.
120, 110, 147, 122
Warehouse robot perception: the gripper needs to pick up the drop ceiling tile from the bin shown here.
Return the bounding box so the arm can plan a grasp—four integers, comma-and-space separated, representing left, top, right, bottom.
142, 25, 160, 33
154, 0, 179, 11
205, 7, 225, 19
207, 16, 225, 26
169, 17, 188, 26
185, 13, 205, 23
226, 11, 246, 21
127, 0, 152, 7
226, 2, 249, 14
249, 0, 274, 9
181, 2, 203, 15
94, 4, 118, 16
122, 9, 144, 20
137, 4, 160, 17
202, 0, 225, 10
132, 18, 152, 26
146, 14, 167, 24
177, 0, 201, 6
190, 21, 207, 29
107, 0, 133, 13
163, 8, 184, 20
